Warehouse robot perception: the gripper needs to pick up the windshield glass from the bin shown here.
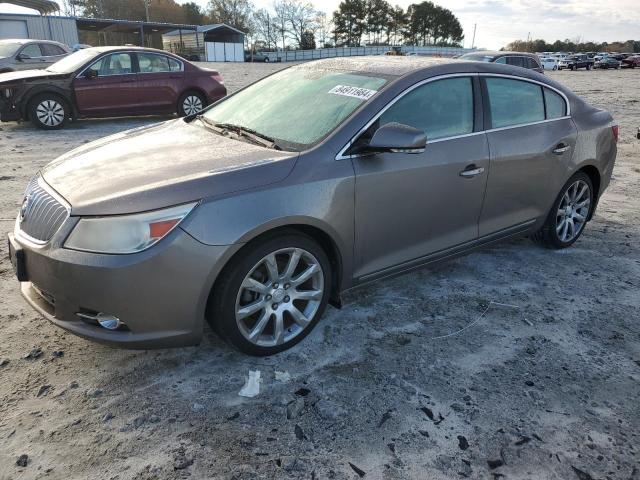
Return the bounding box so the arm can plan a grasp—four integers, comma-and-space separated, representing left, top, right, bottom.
46, 49, 99, 73
459, 53, 494, 62
0, 42, 22, 58
202, 67, 388, 151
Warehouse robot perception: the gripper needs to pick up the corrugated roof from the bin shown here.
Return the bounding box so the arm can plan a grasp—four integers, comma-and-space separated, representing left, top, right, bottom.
0, 0, 59, 14
164, 23, 245, 37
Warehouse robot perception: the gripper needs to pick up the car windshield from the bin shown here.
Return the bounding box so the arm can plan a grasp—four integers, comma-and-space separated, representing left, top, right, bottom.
458, 53, 494, 62
0, 42, 22, 58
46, 49, 99, 73
201, 67, 388, 151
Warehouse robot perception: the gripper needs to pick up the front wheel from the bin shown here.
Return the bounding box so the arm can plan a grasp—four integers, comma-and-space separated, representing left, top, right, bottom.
177, 91, 206, 117
210, 232, 332, 355
29, 93, 69, 129
531, 172, 594, 249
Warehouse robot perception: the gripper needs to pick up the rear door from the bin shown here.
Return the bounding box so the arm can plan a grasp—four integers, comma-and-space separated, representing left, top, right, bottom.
73, 52, 139, 116
478, 76, 577, 236
352, 76, 490, 278
39, 43, 68, 68
135, 52, 184, 113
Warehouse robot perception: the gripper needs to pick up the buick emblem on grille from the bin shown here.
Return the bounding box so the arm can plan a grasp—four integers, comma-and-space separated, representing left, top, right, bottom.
19, 194, 32, 223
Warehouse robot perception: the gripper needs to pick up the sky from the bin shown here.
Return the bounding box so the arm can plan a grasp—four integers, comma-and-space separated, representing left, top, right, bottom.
1, 0, 639, 50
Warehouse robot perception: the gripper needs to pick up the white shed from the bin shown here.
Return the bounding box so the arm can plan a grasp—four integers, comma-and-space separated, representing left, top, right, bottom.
163, 24, 245, 62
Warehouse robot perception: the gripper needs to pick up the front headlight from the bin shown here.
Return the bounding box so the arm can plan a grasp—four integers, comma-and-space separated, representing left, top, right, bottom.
64, 202, 197, 254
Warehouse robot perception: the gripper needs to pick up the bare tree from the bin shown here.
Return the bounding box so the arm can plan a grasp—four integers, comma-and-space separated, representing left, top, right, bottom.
253, 8, 279, 49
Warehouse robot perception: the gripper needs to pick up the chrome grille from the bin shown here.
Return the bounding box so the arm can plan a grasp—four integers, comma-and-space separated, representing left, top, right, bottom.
18, 176, 69, 243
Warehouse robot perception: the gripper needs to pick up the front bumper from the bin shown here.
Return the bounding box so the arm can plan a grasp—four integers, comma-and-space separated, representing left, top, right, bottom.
0, 98, 21, 122
10, 221, 240, 349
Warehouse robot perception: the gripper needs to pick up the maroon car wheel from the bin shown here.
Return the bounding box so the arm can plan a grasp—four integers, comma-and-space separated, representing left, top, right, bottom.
178, 91, 206, 117
29, 93, 69, 130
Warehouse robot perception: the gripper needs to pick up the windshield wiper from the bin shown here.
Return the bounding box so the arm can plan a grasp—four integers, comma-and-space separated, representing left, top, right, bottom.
214, 121, 281, 150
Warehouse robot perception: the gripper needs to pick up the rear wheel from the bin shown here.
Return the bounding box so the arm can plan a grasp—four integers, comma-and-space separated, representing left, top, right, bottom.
29, 93, 68, 129
177, 91, 205, 116
532, 172, 594, 249
210, 232, 332, 356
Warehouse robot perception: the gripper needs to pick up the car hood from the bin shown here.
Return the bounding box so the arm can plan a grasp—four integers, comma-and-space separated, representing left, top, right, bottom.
41, 118, 298, 216
0, 69, 67, 84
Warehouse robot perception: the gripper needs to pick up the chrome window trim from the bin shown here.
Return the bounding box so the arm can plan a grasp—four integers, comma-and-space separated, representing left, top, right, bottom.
15, 176, 71, 247
335, 72, 570, 161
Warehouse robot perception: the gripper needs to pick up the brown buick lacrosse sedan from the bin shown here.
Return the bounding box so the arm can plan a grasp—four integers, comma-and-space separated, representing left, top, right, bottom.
8, 56, 617, 355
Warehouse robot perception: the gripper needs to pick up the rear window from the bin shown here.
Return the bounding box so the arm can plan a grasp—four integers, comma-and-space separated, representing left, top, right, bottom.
486, 78, 545, 128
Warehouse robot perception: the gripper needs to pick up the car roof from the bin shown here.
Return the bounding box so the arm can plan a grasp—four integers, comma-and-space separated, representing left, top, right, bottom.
469, 51, 538, 58
0, 38, 65, 45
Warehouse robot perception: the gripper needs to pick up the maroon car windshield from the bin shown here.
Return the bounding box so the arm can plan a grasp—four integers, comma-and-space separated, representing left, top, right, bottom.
46, 49, 101, 74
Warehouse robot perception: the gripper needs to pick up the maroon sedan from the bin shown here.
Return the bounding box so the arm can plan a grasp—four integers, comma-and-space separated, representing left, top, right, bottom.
0, 46, 226, 129
621, 55, 640, 68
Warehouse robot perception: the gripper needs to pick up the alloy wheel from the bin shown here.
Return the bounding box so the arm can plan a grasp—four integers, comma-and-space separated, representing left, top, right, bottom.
235, 247, 324, 348
36, 100, 64, 127
556, 179, 590, 243
182, 95, 203, 115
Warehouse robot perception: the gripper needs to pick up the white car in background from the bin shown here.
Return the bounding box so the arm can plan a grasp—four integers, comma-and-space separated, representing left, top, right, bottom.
539, 56, 558, 71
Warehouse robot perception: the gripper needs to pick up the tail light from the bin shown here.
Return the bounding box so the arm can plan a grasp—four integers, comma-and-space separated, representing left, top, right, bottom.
612, 125, 619, 142
212, 73, 224, 84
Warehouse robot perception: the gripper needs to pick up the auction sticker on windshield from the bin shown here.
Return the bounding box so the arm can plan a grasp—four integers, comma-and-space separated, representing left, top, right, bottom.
328, 85, 378, 100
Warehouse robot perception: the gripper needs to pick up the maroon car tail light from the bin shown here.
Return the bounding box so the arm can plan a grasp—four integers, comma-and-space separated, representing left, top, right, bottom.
612, 125, 619, 142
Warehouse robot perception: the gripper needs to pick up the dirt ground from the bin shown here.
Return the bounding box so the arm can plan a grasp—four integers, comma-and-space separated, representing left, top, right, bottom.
0, 63, 639, 480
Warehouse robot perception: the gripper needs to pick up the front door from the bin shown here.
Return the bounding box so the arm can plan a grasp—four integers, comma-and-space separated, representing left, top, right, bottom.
73, 52, 139, 116
14, 43, 46, 71
352, 76, 489, 278
479, 77, 578, 236
135, 52, 183, 113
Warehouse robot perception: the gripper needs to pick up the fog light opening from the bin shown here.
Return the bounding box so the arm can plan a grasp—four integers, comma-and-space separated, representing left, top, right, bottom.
76, 311, 126, 330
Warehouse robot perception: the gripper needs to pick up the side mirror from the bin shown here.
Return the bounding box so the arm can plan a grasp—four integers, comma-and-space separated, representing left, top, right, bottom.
367, 122, 427, 153
84, 69, 99, 79
17, 53, 31, 61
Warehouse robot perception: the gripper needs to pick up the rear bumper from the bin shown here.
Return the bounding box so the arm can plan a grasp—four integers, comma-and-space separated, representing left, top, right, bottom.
11, 222, 240, 349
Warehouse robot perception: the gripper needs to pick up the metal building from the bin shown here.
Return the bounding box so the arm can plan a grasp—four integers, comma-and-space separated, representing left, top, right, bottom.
0, 12, 79, 45
163, 24, 245, 62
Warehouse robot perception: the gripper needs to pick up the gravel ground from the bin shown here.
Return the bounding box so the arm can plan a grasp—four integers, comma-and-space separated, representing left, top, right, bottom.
0, 63, 639, 480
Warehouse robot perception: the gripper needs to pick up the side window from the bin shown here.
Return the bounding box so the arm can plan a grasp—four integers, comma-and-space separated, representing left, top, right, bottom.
88, 53, 133, 76
377, 77, 474, 141
506, 56, 524, 67
20, 44, 42, 57
524, 57, 536, 69
138, 53, 175, 73
544, 88, 566, 119
168, 57, 182, 72
486, 78, 545, 128
494, 57, 507, 64
41, 44, 66, 56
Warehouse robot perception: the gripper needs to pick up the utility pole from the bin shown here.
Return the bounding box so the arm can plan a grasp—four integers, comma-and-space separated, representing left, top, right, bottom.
471, 23, 476, 49
144, 0, 150, 22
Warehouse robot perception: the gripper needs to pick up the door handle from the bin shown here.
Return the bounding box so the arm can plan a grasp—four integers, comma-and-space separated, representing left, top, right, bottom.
553, 143, 571, 155
459, 165, 485, 178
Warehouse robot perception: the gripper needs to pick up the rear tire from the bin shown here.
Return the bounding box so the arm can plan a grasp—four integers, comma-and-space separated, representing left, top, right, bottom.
28, 93, 69, 130
177, 90, 206, 117
209, 232, 332, 356
531, 172, 594, 249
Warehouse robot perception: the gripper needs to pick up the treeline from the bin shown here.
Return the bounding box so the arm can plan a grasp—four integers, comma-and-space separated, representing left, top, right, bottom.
62, 0, 464, 51
506, 38, 640, 54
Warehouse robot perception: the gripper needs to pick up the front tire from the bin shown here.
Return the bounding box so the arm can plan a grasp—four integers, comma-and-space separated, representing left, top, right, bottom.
209, 232, 332, 356
29, 93, 68, 129
177, 91, 206, 117
532, 172, 594, 249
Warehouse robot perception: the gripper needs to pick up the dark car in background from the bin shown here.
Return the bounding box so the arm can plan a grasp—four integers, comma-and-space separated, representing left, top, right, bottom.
595, 57, 621, 69
0, 46, 226, 129
558, 54, 593, 70
621, 55, 640, 68
458, 51, 543, 73
0, 39, 70, 73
